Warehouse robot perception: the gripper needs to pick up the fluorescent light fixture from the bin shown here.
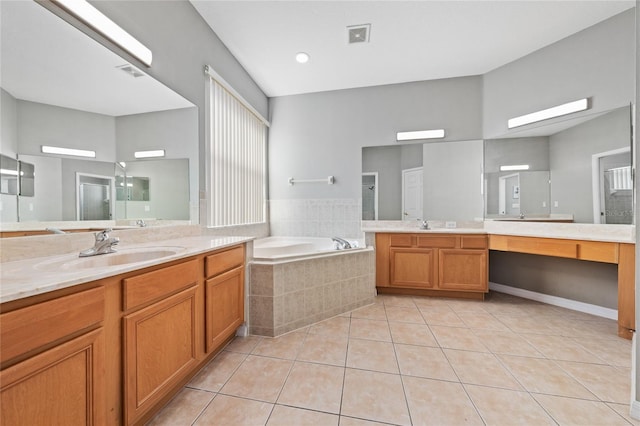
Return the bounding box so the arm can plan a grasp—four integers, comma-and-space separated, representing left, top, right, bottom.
295, 52, 310, 63
500, 164, 530, 171
118, 162, 126, 168
396, 129, 446, 141
507, 98, 588, 129
134, 149, 165, 159
42, 145, 96, 158
0, 169, 18, 176
50, 0, 153, 66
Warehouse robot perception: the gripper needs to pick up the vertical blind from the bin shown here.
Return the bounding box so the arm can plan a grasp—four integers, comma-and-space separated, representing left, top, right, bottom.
206, 73, 267, 227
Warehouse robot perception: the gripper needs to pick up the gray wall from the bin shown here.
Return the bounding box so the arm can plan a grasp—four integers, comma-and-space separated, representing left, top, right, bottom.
485, 137, 550, 173
92, 0, 269, 194
483, 9, 635, 138
17, 100, 116, 161
550, 106, 631, 223
115, 107, 199, 220
423, 139, 484, 221
362, 146, 402, 220
268, 76, 483, 201
17, 155, 63, 221
489, 252, 618, 309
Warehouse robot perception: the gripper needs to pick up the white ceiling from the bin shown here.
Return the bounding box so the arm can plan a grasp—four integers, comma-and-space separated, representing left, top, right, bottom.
0, 1, 193, 117
191, 0, 635, 98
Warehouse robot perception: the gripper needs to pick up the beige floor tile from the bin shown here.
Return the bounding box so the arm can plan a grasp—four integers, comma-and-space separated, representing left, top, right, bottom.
297, 333, 348, 366
220, 355, 292, 403
402, 376, 483, 425
384, 306, 425, 324
473, 329, 544, 357
465, 384, 555, 425
349, 318, 392, 342
341, 369, 411, 426
148, 388, 214, 426
351, 304, 387, 321
251, 331, 306, 359
389, 321, 438, 347
194, 394, 273, 425
533, 393, 630, 426
457, 312, 510, 331
444, 349, 523, 390
499, 355, 596, 399
339, 416, 389, 426
420, 310, 467, 327
308, 316, 351, 337
556, 360, 632, 404
394, 344, 458, 381
413, 297, 452, 310
430, 325, 489, 352
494, 314, 557, 335
607, 403, 640, 426
445, 299, 489, 314
225, 335, 263, 354
188, 351, 247, 392
573, 336, 632, 367
267, 405, 339, 426
523, 334, 606, 363
277, 362, 344, 414
377, 294, 416, 308
346, 338, 398, 373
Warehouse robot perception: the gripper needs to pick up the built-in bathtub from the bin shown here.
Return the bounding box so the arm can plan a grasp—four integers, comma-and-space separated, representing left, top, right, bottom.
249, 236, 376, 336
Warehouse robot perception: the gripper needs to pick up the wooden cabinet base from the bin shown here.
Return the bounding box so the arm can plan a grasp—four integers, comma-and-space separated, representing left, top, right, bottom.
377, 286, 485, 300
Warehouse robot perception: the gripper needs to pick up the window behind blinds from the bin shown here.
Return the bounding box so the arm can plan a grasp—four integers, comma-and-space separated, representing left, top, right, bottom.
206, 71, 267, 227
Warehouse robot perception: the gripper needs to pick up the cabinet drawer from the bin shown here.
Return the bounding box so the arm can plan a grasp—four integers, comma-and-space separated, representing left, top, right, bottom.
417, 235, 457, 248
389, 234, 413, 247
577, 241, 618, 263
205, 245, 245, 278
1, 287, 104, 364
461, 235, 487, 249
506, 237, 577, 259
123, 260, 199, 311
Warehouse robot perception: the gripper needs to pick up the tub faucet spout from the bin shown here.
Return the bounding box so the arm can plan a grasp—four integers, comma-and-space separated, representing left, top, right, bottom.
79, 228, 119, 257
332, 237, 352, 250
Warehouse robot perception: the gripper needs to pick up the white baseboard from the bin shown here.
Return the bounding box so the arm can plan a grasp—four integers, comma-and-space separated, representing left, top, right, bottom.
489, 282, 618, 320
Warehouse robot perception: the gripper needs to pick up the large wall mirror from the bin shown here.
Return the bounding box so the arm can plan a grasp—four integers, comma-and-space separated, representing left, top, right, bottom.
362, 139, 485, 223
485, 105, 633, 224
0, 1, 198, 229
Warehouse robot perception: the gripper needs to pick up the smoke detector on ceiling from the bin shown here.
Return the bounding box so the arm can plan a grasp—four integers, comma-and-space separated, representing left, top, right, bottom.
116, 64, 145, 78
347, 24, 371, 44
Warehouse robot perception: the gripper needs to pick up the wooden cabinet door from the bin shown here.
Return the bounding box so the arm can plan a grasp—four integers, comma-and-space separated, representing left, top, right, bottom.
1, 328, 105, 426
390, 247, 437, 288
438, 249, 487, 292
123, 286, 199, 425
206, 267, 244, 353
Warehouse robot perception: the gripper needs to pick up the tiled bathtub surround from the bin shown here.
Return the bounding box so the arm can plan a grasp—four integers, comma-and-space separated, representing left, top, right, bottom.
269, 198, 362, 239
249, 249, 375, 336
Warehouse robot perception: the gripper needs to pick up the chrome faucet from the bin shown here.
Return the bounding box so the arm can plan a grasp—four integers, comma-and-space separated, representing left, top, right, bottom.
136, 219, 147, 227
79, 228, 119, 257
519, 212, 525, 219
332, 237, 352, 250
417, 219, 430, 230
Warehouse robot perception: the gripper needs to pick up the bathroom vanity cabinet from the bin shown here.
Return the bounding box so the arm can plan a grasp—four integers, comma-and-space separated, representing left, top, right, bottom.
0, 242, 247, 426
375, 233, 488, 299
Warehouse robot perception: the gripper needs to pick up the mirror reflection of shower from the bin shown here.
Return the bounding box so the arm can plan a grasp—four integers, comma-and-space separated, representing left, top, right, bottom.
362, 172, 378, 220
76, 173, 115, 220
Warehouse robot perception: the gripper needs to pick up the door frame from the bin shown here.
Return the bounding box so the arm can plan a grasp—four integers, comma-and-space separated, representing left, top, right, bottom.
401, 166, 423, 221
591, 147, 630, 224
76, 172, 115, 221
498, 173, 519, 215
362, 172, 379, 220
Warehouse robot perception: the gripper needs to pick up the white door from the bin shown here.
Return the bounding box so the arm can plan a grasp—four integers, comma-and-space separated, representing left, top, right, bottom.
402, 167, 423, 221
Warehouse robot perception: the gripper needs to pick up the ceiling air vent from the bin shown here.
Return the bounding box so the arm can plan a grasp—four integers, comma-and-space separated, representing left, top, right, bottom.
347, 24, 371, 44
116, 64, 145, 78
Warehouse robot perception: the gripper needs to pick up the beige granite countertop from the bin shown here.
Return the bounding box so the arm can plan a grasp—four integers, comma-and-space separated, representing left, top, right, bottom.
0, 235, 253, 304
362, 227, 487, 234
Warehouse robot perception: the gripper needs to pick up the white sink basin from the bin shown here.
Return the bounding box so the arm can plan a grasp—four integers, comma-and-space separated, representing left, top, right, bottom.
34, 247, 185, 271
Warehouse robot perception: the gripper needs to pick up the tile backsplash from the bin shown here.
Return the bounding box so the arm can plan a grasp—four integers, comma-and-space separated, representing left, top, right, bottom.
269, 198, 362, 239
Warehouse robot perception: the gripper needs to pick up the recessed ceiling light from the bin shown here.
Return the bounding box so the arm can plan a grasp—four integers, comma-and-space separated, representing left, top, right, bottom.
295, 52, 310, 64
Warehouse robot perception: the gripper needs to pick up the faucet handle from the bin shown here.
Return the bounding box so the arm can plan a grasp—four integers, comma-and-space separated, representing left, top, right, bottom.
95, 228, 112, 241
416, 219, 430, 230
